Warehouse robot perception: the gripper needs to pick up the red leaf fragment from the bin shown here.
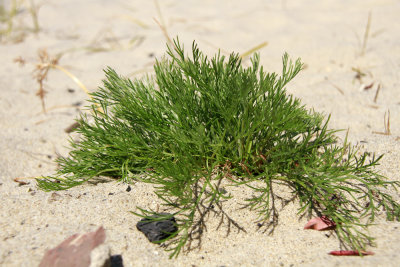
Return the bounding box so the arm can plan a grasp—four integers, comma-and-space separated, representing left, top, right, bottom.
304, 216, 336, 231
329, 250, 374, 256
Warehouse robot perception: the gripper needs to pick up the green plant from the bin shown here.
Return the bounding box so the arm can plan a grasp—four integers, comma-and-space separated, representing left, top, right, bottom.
37, 39, 400, 257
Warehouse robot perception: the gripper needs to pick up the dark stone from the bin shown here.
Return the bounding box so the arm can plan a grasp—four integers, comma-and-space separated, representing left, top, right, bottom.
136, 213, 178, 243
126, 185, 131, 192
110, 254, 124, 267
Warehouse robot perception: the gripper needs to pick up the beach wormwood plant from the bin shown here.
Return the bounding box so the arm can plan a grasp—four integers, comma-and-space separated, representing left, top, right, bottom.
37, 39, 400, 257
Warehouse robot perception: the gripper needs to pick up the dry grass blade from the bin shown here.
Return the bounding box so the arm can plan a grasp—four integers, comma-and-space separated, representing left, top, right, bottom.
119, 14, 148, 29
154, 17, 173, 48
51, 64, 91, 97
373, 109, 391, 135
240, 42, 268, 59
373, 83, 381, 103
86, 28, 123, 53
154, 0, 166, 29
360, 11, 372, 56
153, 0, 173, 48
385, 110, 391, 135
324, 77, 344, 95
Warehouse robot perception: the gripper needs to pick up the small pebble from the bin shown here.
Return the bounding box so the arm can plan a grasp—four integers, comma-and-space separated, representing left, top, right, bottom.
136, 213, 178, 243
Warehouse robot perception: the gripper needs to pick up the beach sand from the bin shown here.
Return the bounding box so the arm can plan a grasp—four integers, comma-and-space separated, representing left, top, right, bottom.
1, 0, 399, 266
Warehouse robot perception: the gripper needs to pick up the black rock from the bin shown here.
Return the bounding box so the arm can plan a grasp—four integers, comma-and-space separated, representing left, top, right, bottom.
136, 213, 178, 243
110, 254, 124, 267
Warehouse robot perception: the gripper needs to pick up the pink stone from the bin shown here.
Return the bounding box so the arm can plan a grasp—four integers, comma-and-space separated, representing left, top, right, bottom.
39, 226, 106, 267
303, 216, 336, 231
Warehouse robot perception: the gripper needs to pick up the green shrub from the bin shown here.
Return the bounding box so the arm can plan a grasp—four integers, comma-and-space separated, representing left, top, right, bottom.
37, 39, 400, 257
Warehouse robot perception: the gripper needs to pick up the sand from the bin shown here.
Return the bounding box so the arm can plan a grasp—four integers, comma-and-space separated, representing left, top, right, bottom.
1, 0, 399, 266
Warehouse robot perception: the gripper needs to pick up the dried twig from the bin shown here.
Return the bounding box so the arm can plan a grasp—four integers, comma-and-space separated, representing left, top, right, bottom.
373, 83, 381, 103
13, 177, 30, 186
13, 56, 25, 66
33, 49, 61, 112
16, 49, 92, 113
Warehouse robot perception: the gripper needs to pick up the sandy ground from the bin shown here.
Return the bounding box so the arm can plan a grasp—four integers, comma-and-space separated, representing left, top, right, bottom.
1, 0, 400, 266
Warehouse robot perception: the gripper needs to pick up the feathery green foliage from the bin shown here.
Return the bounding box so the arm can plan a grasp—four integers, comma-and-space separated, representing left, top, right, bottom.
37, 39, 400, 257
